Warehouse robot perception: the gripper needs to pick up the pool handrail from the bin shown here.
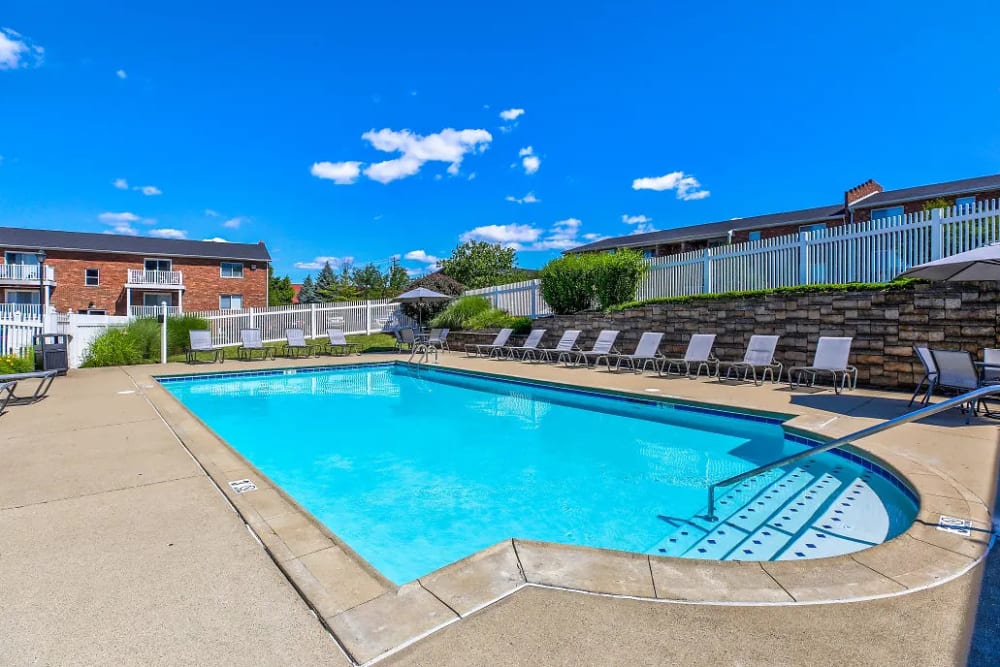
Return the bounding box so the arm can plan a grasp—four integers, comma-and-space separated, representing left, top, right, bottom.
704, 384, 1000, 521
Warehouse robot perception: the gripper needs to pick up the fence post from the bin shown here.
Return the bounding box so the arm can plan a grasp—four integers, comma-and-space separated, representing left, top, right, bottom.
702, 249, 712, 294
530, 280, 538, 320
366, 300, 373, 334
930, 208, 943, 260
248, 307, 255, 330
798, 231, 810, 285
492, 285, 500, 308
310, 303, 317, 337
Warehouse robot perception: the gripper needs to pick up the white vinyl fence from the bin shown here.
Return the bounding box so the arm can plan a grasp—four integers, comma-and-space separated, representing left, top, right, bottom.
0, 317, 42, 357
56, 313, 131, 368
469, 200, 1000, 316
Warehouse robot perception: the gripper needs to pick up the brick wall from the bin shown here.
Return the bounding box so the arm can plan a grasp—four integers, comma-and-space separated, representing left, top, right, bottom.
853, 189, 1000, 223
531, 282, 1000, 390
0, 250, 268, 314
730, 217, 844, 244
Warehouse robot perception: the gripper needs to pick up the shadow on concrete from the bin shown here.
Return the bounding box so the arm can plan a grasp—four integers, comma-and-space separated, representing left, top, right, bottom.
788, 393, 989, 428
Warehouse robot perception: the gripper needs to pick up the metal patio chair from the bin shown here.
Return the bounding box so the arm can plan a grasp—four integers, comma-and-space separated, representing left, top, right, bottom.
717, 335, 782, 385
787, 336, 858, 394
186, 330, 223, 363
237, 328, 276, 361
659, 333, 718, 378
601, 331, 664, 373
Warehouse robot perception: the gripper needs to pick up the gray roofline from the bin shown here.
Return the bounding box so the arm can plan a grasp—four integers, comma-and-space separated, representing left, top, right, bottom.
1, 242, 270, 262
851, 180, 1000, 210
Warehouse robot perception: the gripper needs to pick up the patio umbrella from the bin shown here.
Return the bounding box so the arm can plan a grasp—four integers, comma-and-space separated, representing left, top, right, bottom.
897, 243, 1000, 281
392, 287, 453, 328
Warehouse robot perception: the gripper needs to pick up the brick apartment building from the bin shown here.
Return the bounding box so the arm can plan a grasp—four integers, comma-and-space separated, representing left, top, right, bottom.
567, 172, 1000, 257
0, 227, 270, 316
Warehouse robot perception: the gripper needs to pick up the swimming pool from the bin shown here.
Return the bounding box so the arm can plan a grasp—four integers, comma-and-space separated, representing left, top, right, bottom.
161, 363, 918, 585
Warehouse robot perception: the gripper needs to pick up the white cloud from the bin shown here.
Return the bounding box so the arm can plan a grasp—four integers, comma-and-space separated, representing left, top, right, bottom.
506, 192, 540, 204
518, 146, 540, 174
204, 209, 221, 217
631, 171, 711, 201
98, 211, 141, 224
405, 267, 423, 277
294, 256, 354, 271
0, 28, 43, 70
622, 214, 652, 224
202, 237, 230, 243
460, 217, 595, 252
499, 108, 525, 121
223, 216, 246, 229
361, 128, 492, 183
404, 249, 440, 265
133, 185, 162, 196
150, 228, 186, 239
311, 160, 362, 185
112, 178, 129, 190
582, 232, 608, 242
116, 69, 127, 79
530, 218, 584, 251
460, 223, 541, 246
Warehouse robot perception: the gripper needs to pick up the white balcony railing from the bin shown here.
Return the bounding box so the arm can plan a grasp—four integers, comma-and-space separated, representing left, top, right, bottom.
130, 305, 182, 318
127, 269, 183, 286
0, 303, 42, 321
0, 264, 55, 283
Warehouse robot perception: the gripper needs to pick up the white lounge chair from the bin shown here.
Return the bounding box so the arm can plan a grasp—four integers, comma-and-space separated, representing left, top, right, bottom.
563, 330, 620, 367
717, 335, 782, 385
503, 329, 546, 359
601, 332, 664, 373
659, 334, 717, 378
465, 328, 514, 358
787, 336, 857, 394
523, 330, 581, 363
929, 349, 991, 423
282, 328, 317, 358
186, 330, 223, 363
238, 329, 276, 360
426, 328, 450, 351
909, 346, 938, 406
324, 328, 360, 356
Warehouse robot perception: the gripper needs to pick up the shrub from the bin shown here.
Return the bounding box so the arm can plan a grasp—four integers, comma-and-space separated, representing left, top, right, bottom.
167, 314, 211, 355
80, 314, 213, 367
592, 249, 647, 309
539, 253, 597, 314
0, 350, 35, 374
399, 272, 466, 321
126, 317, 161, 360
464, 309, 531, 334
81, 328, 143, 367
429, 295, 492, 330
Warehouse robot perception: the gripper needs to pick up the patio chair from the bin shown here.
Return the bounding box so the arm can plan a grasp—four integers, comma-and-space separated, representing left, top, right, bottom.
982, 348, 1000, 382
929, 349, 991, 423
464, 328, 514, 358
787, 337, 858, 394
908, 346, 938, 407
522, 330, 582, 363
601, 332, 664, 373
0, 381, 17, 414
503, 329, 546, 359
237, 328, 276, 361
281, 328, 317, 358
0, 370, 57, 404
397, 328, 417, 352
563, 330, 620, 367
186, 330, 223, 364
323, 328, 360, 356
659, 334, 718, 378
426, 328, 450, 351
717, 335, 782, 385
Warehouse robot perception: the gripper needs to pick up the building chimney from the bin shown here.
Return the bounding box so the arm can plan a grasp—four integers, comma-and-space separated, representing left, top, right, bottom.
844, 179, 883, 208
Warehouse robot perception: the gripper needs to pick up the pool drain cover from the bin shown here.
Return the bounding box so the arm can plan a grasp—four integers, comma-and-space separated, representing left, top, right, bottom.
228, 479, 257, 494
937, 515, 972, 536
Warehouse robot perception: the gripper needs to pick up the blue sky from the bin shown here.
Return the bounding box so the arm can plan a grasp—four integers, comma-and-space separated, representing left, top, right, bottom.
2, 1, 999, 280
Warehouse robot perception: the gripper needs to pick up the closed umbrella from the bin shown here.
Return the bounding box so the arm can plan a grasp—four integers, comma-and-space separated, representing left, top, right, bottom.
392, 287, 452, 328
898, 243, 1000, 281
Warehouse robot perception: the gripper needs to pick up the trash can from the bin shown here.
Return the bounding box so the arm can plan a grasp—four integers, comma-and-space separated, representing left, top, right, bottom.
33, 334, 71, 376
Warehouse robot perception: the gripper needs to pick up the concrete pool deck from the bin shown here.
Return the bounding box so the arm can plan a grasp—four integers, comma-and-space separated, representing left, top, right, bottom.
2, 353, 997, 665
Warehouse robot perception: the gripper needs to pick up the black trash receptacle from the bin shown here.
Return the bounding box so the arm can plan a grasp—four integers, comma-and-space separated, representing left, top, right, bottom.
33, 334, 71, 375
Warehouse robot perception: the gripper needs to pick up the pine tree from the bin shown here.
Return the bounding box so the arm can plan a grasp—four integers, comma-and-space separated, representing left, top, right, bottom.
315, 261, 338, 302
335, 263, 360, 301
297, 275, 317, 304
268, 266, 295, 305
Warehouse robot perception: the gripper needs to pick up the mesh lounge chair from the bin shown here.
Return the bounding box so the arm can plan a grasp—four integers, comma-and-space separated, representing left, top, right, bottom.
238, 328, 276, 360
0, 381, 17, 414
563, 330, 620, 367
397, 328, 417, 352
523, 330, 581, 363
282, 328, 317, 357
717, 335, 782, 385
601, 332, 664, 373
787, 336, 858, 394
0, 370, 57, 404
324, 328, 360, 356
982, 348, 1000, 382
426, 328, 450, 351
929, 349, 991, 423
186, 330, 223, 363
909, 346, 938, 407
464, 328, 514, 358
503, 329, 546, 359
659, 334, 718, 378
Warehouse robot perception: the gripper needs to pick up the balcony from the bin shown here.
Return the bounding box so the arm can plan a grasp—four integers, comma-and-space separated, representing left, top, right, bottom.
126, 269, 184, 288
0, 264, 56, 285
0, 303, 43, 321
130, 305, 182, 318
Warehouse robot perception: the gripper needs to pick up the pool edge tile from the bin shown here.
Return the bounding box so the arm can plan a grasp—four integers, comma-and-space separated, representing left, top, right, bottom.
514, 539, 656, 598
418, 540, 526, 617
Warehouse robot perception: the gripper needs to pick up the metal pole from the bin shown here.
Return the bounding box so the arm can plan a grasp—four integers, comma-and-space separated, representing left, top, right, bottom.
160, 301, 168, 364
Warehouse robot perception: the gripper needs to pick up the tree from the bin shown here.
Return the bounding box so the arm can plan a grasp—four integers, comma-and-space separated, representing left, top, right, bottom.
334, 263, 360, 301
387, 258, 410, 296
315, 261, 339, 302
351, 262, 388, 299
398, 272, 465, 321
297, 275, 318, 304
268, 266, 295, 305
438, 241, 519, 289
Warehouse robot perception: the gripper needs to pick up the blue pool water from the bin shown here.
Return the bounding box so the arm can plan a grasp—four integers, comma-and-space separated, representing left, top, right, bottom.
162, 364, 917, 584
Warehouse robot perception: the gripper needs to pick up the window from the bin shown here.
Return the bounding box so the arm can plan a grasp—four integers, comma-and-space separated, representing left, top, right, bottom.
143, 293, 172, 307
799, 223, 828, 234
870, 206, 904, 221
220, 294, 243, 310
85, 268, 99, 286
748, 231, 762, 241
144, 258, 172, 272
4, 290, 39, 305
956, 196, 976, 212
220, 262, 244, 278
5, 252, 39, 266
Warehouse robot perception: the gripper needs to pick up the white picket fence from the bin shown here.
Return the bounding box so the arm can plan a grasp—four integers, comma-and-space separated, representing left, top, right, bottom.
191, 299, 408, 347
0, 318, 42, 357
467, 200, 1000, 316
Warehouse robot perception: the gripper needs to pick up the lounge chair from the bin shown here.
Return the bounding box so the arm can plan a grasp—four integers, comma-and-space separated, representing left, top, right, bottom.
0, 370, 57, 404
426, 328, 450, 351
659, 334, 718, 378
787, 336, 858, 394
503, 329, 546, 359
717, 335, 782, 385
324, 328, 360, 356
281, 329, 317, 357
909, 346, 938, 406
186, 330, 223, 363
464, 328, 514, 358
522, 330, 581, 363
563, 330, 620, 367
237, 328, 276, 360
397, 328, 417, 352
929, 349, 993, 423
601, 332, 664, 373
0, 381, 17, 414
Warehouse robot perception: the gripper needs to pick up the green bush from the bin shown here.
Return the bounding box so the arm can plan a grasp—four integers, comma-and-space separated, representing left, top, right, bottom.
126, 317, 161, 360
429, 295, 492, 330
539, 253, 597, 314
81, 328, 143, 367
464, 309, 531, 334
81, 314, 213, 367
0, 349, 35, 374
167, 314, 211, 355
592, 249, 647, 309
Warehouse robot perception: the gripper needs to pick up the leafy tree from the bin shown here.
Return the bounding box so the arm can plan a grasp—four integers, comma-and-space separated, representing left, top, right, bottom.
297, 275, 318, 304
315, 261, 339, 302
335, 263, 360, 301
387, 258, 410, 296
438, 241, 520, 289
268, 266, 295, 305
352, 262, 388, 299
